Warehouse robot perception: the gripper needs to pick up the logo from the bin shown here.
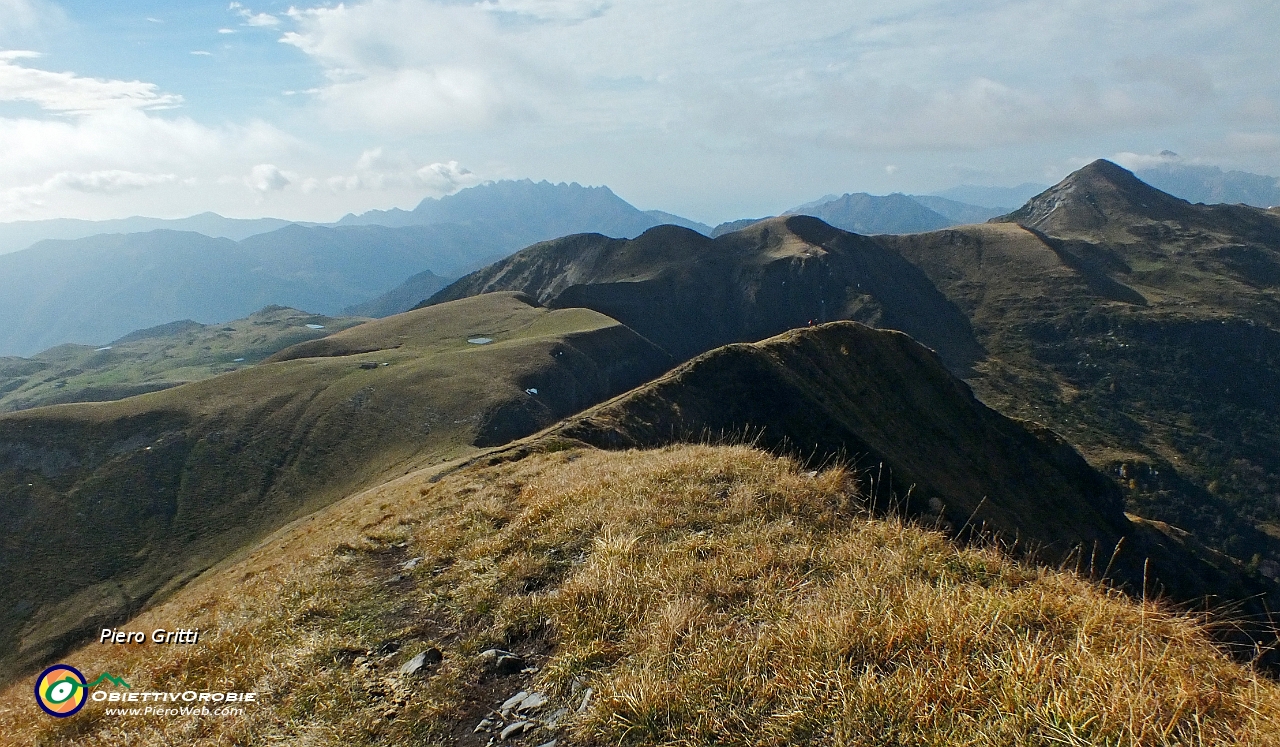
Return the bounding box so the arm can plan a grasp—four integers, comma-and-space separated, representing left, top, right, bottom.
35, 665, 131, 718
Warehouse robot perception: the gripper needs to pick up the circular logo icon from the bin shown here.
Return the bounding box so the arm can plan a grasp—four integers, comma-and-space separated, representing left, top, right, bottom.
35, 664, 87, 718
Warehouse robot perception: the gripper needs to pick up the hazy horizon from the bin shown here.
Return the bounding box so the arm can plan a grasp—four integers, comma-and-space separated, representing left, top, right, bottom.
1, 1, 1277, 225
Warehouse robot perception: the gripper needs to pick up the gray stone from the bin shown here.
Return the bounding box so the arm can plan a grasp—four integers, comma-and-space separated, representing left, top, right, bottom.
400, 557, 424, 571
517, 692, 548, 712
478, 648, 527, 675
397, 647, 442, 676
500, 721, 531, 740
500, 691, 529, 712
577, 687, 594, 713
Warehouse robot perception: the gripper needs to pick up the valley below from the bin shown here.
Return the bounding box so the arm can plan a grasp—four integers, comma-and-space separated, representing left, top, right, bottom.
3, 161, 1280, 745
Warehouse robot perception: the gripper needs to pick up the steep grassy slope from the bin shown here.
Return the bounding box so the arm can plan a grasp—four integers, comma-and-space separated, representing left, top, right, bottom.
882, 160, 1280, 582
426, 217, 982, 369
546, 322, 1128, 555
533, 322, 1274, 614
0, 307, 365, 413
0, 293, 671, 678
3, 445, 1278, 746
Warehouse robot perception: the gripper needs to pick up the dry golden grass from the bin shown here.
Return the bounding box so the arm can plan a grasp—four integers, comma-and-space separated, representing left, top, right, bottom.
3, 444, 1278, 746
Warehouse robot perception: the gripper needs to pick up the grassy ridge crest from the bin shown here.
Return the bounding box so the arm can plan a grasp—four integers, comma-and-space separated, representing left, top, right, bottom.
3, 445, 1277, 745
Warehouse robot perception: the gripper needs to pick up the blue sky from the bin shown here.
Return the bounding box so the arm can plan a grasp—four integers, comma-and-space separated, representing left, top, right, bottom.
0, 0, 1278, 224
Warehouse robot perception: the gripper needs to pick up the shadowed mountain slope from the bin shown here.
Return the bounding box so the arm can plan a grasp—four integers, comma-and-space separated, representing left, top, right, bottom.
517, 322, 1277, 649
548, 322, 1129, 553
879, 159, 1280, 586
0, 292, 671, 679
424, 217, 983, 369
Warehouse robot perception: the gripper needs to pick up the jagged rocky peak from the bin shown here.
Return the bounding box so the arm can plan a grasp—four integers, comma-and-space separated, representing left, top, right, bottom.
998, 159, 1192, 234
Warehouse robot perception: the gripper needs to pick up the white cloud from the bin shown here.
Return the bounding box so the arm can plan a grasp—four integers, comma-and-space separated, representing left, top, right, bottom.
191, 51, 212, 56
0, 54, 182, 114
0, 108, 300, 219
416, 160, 479, 193
314, 67, 521, 133
229, 2, 280, 28
477, 0, 610, 22
0, 0, 60, 36
277, 0, 1266, 154
5, 0, 1280, 222
41, 170, 177, 193
243, 13, 280, 27
245, 163, 292, 193
322, 149, 480, 194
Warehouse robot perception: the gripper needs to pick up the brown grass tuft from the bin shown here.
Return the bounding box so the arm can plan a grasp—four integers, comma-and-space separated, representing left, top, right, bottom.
2, 445, 1278, 745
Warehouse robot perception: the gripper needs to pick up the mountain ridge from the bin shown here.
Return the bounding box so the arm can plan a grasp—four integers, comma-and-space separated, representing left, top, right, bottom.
0, 292, 671, 678
424, 216, 984, 369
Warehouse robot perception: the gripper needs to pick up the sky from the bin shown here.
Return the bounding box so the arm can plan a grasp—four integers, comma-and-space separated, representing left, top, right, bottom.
0, 0, 1277, 225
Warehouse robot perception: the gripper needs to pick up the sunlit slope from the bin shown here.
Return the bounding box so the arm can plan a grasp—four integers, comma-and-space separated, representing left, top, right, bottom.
0, 292, 671, 678
0, 306, 366, 413
4, 445, 1278, 746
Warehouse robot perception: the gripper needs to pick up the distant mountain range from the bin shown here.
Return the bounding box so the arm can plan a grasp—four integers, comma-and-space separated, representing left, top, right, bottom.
0, 212, 300, 256
930, 182, 1049, 209
5, 158, 1280, 686
0, 223, 514, 356
338, 179, 692, 239
709, 193, 1004, 237
786, 193, 956, 234
4, 163, 1279, 355
0, 181, 724, 354
1134, 160, 1280, 207
426, 161, 1280, 617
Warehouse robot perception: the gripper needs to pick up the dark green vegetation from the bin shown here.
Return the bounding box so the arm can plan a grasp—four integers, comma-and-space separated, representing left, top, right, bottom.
425, 218, 982, 369
0, 292, 671, 678
0, 307, 365, 413
430, 162, 1280, 612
